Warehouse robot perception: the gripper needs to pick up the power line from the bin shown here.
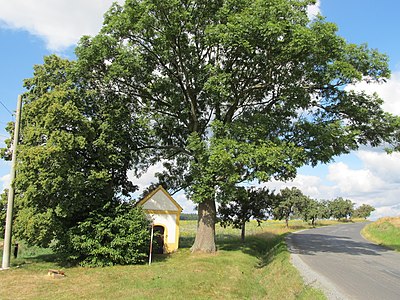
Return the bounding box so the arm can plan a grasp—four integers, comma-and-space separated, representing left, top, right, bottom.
0, 99, 14, 117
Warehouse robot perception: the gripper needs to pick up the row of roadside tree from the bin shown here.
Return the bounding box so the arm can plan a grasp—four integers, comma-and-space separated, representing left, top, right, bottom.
218, 187, 375, 241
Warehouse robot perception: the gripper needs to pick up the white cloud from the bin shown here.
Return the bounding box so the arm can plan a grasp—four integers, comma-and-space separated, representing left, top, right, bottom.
128, 149, 399, 218
372, 205, 400, 220
261, 148, 400, 220
263, 174, 329, 199
307, 0, 321, 20
0, 0, 325, 51
327, 162, 386, 195
127, 161, 165, 195
346, 71, 400, 116
0, 0, 124, 51
323, 150, 400, 218
0, 173, 10, 192
173, 192, 196, 214
356, 150, 400, 183
305, 71, 400, 219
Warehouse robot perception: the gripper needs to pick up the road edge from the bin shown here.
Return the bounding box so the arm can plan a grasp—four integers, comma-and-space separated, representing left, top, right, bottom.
286, 233, 348, 300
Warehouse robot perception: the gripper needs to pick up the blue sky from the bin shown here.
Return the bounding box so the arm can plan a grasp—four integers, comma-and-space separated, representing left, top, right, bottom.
1, 0, 400, 218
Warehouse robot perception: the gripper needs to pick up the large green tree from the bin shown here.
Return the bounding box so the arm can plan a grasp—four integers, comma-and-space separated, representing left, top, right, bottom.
1, 55, 149, 253
40, 0, 398, 252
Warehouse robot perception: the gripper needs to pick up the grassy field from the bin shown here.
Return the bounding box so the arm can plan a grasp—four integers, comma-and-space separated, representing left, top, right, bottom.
362, 217, 400, 251
0, 220, 334, 300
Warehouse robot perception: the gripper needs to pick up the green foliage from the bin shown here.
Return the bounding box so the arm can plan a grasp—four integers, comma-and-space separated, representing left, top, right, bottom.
3, 0, 399, 253
218, 186, 274, 240
328, 197, 354, 220
318, 200, 332, 220
295, 196, 319, 226
0, 121, 14, 160
55, 204, 151, 267
272, 187, 308, 227
0, 190, 7, 239
270, 187, 366, 225
353, 204, 375, 219
268, 185, 381, 225
186, 123, 306, 205
0, 55, 148, 249
76, 0, 397, 195
74, 0, 399, 251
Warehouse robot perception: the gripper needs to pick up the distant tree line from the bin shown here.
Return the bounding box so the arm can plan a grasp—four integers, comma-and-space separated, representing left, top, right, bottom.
180, 213, 198, 221
217, 186, 375, 241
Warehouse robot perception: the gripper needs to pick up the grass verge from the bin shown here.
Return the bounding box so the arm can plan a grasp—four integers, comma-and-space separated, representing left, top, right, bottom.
0, 220, 332, 300
362, 217, 400, 251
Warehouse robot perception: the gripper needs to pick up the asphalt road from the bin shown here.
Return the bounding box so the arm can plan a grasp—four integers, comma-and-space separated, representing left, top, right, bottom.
287, 222, 400, 300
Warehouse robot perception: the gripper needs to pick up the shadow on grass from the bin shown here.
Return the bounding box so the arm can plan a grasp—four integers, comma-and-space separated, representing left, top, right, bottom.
179, 231, 288, 270
179, 236, 195, 249
25, 253, 59, 263
12, 252, 78, 269
149, 253, 171, 263
4, 247, 171, 269
218, 232, 288, 269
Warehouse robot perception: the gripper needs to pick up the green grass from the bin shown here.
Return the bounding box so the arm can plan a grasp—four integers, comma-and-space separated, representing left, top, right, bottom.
0, 220, 330, 300
362, 217, 400, 251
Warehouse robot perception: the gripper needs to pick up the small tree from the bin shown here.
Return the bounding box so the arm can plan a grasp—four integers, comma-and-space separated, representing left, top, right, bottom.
218, 187, 273, 241
297, 197, 320, 226
329, 197, 354, 220
318, 200, 332, 220
353, 204, 375, 219
273, 187, 307, 227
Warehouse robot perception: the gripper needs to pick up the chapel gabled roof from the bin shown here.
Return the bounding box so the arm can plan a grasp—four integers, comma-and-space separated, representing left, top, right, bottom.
137, 185, 183, 212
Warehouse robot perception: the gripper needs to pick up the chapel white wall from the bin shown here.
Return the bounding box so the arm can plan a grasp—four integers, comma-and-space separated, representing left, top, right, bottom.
149, 213, 177, 243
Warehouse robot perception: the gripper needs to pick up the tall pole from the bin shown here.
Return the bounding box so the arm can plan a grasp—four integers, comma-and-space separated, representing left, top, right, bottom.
2, 95, 22, 270
149, 223, 154, 265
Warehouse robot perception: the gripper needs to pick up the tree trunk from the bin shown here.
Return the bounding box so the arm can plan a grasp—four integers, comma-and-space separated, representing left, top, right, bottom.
191, 198, 216, 253
285, 217, 289, 228
241, 221, 246, 242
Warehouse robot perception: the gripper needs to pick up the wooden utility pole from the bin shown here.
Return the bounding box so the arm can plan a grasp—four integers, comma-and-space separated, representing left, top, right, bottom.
2, 95, 22, 270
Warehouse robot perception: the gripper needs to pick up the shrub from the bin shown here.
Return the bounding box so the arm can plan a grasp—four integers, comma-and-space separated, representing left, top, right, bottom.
56, 202, 151, 266
0, 191, 7, 239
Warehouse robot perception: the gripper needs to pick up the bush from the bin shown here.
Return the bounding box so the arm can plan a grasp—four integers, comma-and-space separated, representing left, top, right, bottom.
55, 203, 151, 266
0, 191, 7, 239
